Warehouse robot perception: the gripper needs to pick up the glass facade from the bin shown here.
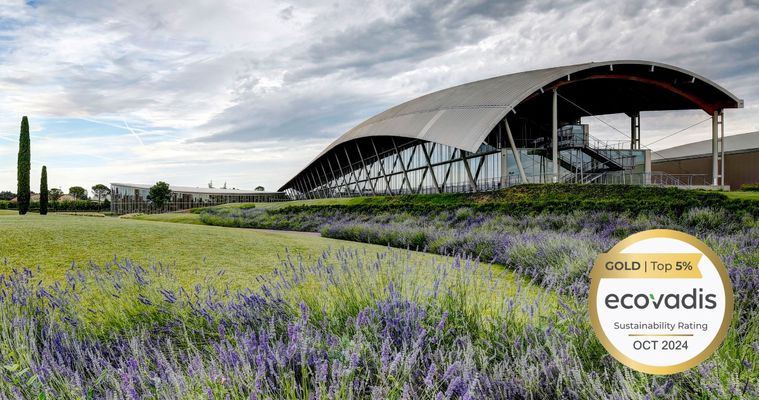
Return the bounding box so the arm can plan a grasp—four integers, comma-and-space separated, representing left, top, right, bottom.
286, 124, 651, 199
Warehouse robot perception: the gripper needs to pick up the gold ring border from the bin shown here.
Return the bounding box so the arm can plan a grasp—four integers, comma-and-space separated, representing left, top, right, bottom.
588, 229, 734, 375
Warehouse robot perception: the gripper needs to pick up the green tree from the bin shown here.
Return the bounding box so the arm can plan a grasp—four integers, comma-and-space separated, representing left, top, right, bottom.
68, 186, 87, 200
147, 181, 172, 209
49, 188, 63, 211
0, 191, 15, 200
49, 188, 63, 202
17, 116, 30, 215
255, 186, 265, 191
91, 184, 111, 206
39, 166, 48, 215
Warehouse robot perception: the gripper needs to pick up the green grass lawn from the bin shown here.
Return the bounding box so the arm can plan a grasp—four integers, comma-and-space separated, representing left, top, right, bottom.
0, 213, 550, 306
0, 212, 568, 398
723, 191, 759, 201
0, 213, 366, 285
125, 212, 203, 224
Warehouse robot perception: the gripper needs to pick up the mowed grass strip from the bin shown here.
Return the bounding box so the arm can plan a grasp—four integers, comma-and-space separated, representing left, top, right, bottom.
125, 212, 203, 224
723, 190, 759, 201
0, 213, 555, 310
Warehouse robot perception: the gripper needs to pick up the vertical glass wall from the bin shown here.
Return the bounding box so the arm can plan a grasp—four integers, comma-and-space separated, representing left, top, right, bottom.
289, 125, 651, 199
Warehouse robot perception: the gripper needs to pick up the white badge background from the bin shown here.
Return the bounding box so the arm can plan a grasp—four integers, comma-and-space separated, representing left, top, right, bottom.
595, 237, 726, 367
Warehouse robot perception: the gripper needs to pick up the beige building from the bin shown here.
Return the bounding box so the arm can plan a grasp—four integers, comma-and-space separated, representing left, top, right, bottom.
652, 131, 759, 189
11, 193, 79, 202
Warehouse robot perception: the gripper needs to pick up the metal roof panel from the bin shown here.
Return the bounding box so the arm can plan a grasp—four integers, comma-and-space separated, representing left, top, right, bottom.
280, 60, 743, 190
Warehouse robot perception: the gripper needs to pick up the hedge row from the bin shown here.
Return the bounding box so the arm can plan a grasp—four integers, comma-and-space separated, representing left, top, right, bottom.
0, 199, 108, 211
264, 184, 757, 217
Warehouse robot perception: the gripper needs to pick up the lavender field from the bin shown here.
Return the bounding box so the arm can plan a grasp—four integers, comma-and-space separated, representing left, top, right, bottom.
0, 206, 755, 398
196, 205, 758, 398
200, 206, 759, 293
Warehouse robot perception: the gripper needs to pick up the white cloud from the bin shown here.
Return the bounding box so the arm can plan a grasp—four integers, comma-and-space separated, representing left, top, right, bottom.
0, 0, 756, 192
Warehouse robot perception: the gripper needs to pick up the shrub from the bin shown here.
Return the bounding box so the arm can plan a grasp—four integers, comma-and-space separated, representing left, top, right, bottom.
740, 183, 759, 191
682, 207, 729, 231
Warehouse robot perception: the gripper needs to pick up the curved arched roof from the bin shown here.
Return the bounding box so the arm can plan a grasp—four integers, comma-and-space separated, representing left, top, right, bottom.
281, 60, 742, 191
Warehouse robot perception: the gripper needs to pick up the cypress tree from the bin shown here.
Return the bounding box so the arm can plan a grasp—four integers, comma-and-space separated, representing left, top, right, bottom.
40, 166, 48, 215
17, 116, 30, 215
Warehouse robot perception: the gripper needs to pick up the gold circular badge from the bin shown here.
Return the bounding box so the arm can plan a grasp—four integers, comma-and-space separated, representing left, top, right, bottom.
589, 229, 733, 375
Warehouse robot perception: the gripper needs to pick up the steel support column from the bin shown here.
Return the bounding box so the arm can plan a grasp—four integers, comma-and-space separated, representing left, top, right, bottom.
504, 116, 528, 183
440, 148, 459, 191
296, 179, 305, 200
312, 171, 324, 198
552, 88, 559, 182
371, 139, 393, 194
405, 144, 419, 194
333, 154, 351, 196
320, 163, 334, 198
391, 138, 414, 194
326, 157, 342, 198
462, 151, 477, 191
720, 111, 725, 186
416, 163, 429, 194
421, 143, 441, 193
311, 170, 326, 199
355, 142, 377, 195
343, 147, 364, 195
712, 110, 719, 186
307, 172, 318, 199
295, 179, 306, 200
630, 112, 640, 150
304, 175, 315, 199
473, 154, 486, 181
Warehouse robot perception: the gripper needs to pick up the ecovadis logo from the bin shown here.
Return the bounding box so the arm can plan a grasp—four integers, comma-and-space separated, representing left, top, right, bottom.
589, 230, 733, 375
604, 288, 717, 310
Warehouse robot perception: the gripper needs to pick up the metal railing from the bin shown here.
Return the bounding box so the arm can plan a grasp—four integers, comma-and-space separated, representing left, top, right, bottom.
532, 129, 636, 172
584, 172, 709, 186
648, 172, 710, 187
298, 170, 716, 199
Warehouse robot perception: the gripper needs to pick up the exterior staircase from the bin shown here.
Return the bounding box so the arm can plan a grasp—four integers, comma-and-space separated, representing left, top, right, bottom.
529, 124, 633, 176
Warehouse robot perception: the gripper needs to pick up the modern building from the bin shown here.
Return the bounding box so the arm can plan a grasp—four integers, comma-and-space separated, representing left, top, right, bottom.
653, 131, 759, 189
279, 60, 743, 199
110, 183, 287, 214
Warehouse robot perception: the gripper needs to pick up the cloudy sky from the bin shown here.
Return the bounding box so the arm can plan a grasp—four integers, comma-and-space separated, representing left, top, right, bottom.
0, 0, 757, 193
